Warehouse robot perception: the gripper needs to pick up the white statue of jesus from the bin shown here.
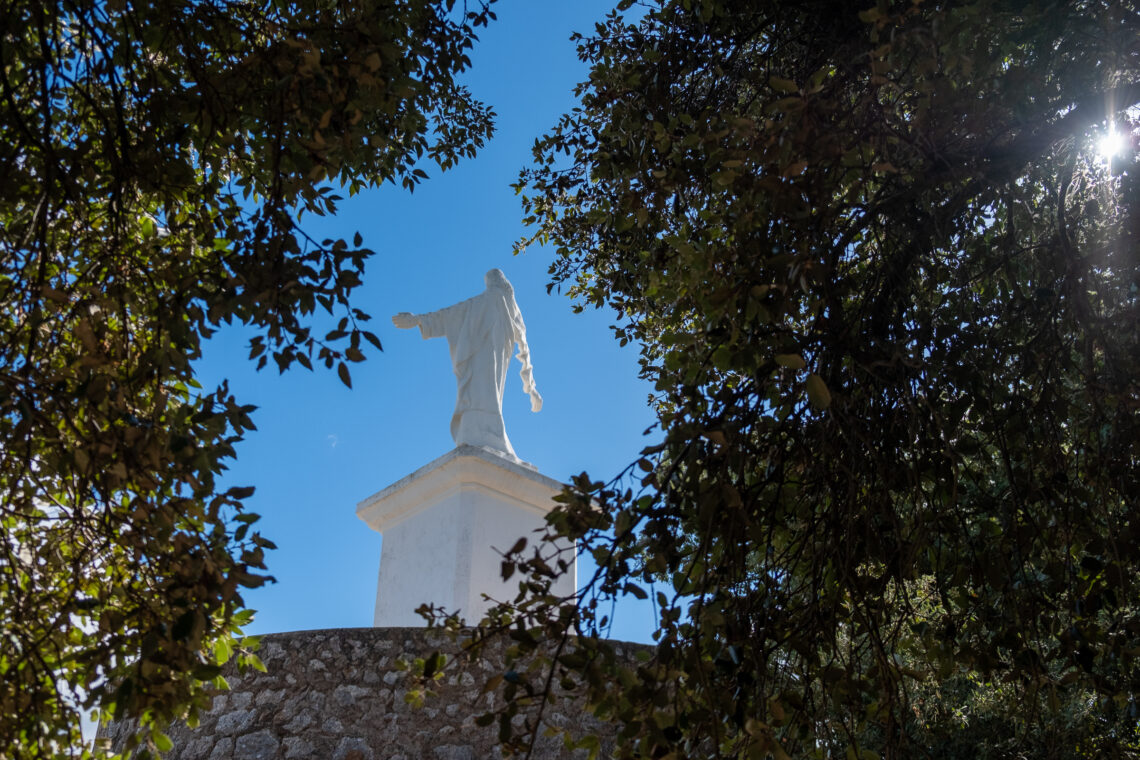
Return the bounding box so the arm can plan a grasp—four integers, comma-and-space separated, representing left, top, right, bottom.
392, 269, 542, 460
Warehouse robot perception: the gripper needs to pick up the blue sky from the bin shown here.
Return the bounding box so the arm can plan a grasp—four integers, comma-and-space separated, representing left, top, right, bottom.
195, 1, 660, 643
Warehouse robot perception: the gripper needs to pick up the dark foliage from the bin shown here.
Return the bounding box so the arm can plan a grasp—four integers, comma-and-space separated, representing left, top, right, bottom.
470, 2, 1140, 758
0, 0, 495, 756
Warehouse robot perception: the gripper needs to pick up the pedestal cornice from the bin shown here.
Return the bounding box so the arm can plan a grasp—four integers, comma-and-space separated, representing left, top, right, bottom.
356, 445, 565, 534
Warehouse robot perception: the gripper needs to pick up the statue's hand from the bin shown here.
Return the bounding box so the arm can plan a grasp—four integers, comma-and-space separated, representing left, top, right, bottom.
530, 391, 543, 413
392, 312, 418, 329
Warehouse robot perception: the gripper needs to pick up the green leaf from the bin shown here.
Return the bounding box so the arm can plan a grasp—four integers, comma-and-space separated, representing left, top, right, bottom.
769, 75, 798, 93
775, 353, 806, 370
624, 583, 648, 600
806, 374, 831, 409
858, 7, 885, 23
214, 638, 233, 666
362, 331, 383, 351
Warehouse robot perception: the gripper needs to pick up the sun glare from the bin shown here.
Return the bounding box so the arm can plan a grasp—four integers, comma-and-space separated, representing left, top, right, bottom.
1098, 129, 1125, 160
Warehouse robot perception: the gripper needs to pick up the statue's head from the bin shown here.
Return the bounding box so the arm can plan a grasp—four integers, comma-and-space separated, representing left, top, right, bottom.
485, 268, 511, 293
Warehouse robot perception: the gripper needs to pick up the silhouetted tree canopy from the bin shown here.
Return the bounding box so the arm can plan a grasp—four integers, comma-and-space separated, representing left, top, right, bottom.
0, 0, 495, 756
469, 1, 1140, 758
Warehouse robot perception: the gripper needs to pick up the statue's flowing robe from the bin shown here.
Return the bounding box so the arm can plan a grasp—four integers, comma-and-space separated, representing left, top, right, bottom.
416, 284, 540, 459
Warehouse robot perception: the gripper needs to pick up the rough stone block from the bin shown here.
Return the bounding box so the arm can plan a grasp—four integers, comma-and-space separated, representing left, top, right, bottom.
333, 736, 375, 760
282, 737, 313, 759
208, 738, 233, 760
234, 730, 279, 760
215, 709, 254, 736
433, 745, 475, 760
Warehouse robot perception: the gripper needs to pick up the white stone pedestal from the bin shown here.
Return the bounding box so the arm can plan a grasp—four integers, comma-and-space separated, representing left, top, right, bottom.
356, 446, 576, 627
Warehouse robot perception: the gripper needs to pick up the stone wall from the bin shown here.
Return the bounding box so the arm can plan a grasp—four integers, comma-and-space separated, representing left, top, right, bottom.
104, 627, 624, 760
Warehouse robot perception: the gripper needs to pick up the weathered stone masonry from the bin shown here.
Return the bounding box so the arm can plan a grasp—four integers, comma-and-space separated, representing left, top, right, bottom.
105, 627, 624, 760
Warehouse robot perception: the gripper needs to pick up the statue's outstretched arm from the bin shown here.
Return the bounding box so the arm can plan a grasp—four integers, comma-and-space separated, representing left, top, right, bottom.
391, 312, 420, 329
